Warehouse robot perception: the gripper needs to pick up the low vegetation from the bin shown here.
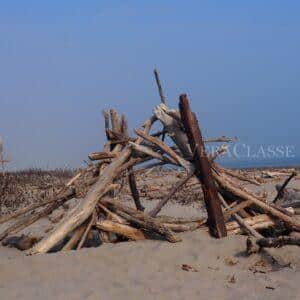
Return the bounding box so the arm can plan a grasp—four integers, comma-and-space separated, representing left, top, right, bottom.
0, 168, 74, 214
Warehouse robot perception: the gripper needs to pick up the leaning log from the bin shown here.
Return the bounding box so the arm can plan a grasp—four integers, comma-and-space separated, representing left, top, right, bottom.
179, 94, 227, 238
128, 166, 144, 211
28, 147, 132, 255
149, 171, 194, 217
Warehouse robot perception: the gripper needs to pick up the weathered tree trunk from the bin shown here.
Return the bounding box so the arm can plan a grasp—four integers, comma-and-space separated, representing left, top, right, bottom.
28, 148, 131, 255
179, 94, 227, 238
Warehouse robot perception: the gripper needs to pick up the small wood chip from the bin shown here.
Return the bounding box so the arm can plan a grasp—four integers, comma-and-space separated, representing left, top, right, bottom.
228, 274, 236, 284
181, 264, 199, 272
224, 257, 239, 266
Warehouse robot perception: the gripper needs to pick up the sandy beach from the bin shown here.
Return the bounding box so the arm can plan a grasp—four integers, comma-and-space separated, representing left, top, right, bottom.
1, 171, 299, 300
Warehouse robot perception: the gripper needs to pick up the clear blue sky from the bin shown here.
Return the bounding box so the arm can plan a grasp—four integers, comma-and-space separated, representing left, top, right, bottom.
0, 1, 299, 170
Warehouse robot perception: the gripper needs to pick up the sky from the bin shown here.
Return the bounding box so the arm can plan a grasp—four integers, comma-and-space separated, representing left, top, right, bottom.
0, 1, 299, 170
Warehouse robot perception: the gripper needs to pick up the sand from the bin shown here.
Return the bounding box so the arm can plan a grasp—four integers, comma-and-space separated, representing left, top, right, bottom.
0, 232, 299, 300
0, 172, 300, 299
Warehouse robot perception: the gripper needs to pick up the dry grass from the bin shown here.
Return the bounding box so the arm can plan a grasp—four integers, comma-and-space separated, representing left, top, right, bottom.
0, 168, 74, 214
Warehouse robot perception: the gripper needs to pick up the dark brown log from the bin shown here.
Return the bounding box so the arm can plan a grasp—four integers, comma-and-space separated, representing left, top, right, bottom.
128, 166, 144, 211
179, 94, 227, 238
153, 68, 166, 104
273, 171, 297, 203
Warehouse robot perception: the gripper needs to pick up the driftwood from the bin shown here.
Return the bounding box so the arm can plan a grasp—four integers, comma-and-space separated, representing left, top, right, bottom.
101, 198, 181, 243
62, 222, 87, 251
203, 136, 237, 143
179, 94, 227, 238
247, 236, 300, 254
128, 167, 144, 211
223, 200, 253, 221
28, 149, 132, 255
76, 213, 96, 250
220, 194, 262, 238
129, 142, 176, 165
88, 152, 117, 161
1, 71, 298, 257
96, 220, 146, 241
153, 68, 166, 104
98, 203, 125, 224
135, 129, 193, 171
257, 236, 300, 248
216, 165, 261, 186
153, 104, 192, 160
110, 109, 121, 134
226, 214, 275, 235
213, 172, 300, 231
210, 144, 228, 161
26, 116, 155, 254
273, 171, 297, 203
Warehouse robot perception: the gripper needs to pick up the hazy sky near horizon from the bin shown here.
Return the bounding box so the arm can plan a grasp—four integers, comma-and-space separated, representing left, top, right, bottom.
0, 1, 299, 170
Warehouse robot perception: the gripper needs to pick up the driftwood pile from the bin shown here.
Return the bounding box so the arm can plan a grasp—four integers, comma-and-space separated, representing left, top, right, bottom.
1, 70, 300, 257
